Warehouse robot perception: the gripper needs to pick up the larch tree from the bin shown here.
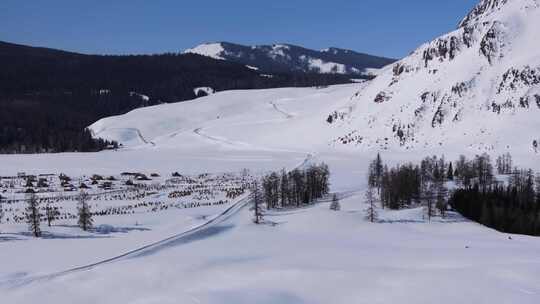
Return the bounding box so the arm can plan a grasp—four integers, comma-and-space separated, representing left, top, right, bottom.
368, 153, 384, 194
0, 200, 5, 224
77, 191, 93, 231
424, 184, 436, 222
329, 194, 341, 211
435, 182, 448, 218
45, 202, 59, 227
26, 193, 42, 237
365, 187, 378, 223
280, 169, 289, 208
252, 180, 264, 224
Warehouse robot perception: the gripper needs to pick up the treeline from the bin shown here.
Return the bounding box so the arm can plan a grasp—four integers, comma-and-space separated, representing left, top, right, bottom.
0, 40, 352, 153
368, 153, 501, 210
368, 154, 454, 216
257, 163, 330, 212
0, 110, 118, 153
450, 166, 540, 236
368, 152, 540, 235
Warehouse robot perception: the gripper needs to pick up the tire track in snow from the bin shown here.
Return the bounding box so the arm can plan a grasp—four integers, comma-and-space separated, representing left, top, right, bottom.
270, 100, 295, 119
193, 127, 253, 148
94, 127, 155, 146
132, 128, 156, 146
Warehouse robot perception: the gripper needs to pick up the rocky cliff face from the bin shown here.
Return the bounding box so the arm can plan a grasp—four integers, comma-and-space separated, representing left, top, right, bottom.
459, 0, 509, 27
329, 0, 540, 155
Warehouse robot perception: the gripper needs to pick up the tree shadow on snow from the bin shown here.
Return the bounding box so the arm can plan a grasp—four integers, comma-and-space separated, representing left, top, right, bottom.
127, 224, 234, 259
0, 234, 25, 242
12, 231, 111, 240
378, 212, 468, 224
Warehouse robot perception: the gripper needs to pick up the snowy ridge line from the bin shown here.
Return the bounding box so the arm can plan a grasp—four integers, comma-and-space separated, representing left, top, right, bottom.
1, 193, 252, 289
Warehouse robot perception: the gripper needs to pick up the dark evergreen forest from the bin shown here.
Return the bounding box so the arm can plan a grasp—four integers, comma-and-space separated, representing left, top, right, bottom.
0, 41, 353, 153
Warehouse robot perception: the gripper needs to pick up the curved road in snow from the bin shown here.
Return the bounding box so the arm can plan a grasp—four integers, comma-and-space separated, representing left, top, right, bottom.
2, 194, 252, 289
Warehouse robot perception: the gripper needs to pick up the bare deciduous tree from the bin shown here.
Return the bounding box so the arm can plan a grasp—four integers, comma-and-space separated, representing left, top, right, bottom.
26, 193, 41, 237
77, 191, 93, 231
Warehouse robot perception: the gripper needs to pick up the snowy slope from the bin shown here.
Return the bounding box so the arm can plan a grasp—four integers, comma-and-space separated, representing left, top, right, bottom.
328, 0, 540, 155
3, 191, 540, 304
93, 2, 540, 158
89, 84, 363, 152
183, 42, 396, 75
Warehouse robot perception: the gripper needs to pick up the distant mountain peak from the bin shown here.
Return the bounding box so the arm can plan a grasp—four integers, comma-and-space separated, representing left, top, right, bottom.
183, 42, 226, 60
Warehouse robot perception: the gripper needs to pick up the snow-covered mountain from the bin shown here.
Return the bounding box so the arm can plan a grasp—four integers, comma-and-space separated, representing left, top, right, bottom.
329, 0, 540, 154
92, 0, 540, 157
184, 42, 396, 76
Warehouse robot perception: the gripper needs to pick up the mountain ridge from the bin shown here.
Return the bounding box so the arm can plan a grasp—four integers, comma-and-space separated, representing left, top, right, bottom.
184, 42, 396, 76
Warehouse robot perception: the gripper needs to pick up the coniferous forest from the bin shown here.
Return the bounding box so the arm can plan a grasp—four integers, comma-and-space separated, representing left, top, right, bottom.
0, 41, 353, 153
367, 153, 540, 236
259, 163, 330, 210
450, 169, 540, 236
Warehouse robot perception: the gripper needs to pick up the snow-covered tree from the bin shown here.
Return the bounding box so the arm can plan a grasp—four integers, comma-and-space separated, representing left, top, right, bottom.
25, 193, 41, 237
329, 194, 340, 211
77, 191, 93, 231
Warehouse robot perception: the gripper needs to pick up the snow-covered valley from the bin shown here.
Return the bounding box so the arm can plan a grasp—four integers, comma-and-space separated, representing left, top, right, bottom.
2, 0, 540, 303
1, 80, 539, 303
2, 188, 540, 304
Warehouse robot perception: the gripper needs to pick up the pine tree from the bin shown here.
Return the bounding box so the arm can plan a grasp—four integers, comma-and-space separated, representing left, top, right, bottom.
25, 193, 41, 237
365, 187, 378, 222
252, 180, 264, 224
447, 162, 454, 181
329, 194, 341, 211
77, 191, 93, 231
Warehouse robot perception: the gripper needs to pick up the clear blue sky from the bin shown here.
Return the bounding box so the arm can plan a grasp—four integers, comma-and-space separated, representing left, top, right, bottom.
0, 0, 479, 59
